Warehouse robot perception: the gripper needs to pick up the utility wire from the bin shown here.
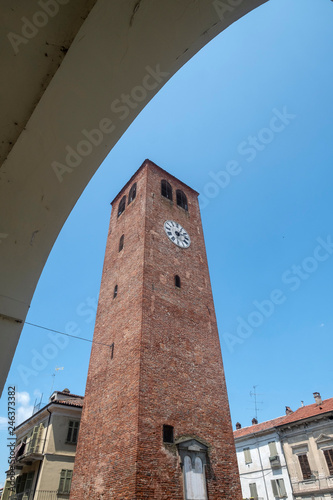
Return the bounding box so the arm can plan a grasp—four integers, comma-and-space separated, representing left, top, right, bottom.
25, 321, 111, 348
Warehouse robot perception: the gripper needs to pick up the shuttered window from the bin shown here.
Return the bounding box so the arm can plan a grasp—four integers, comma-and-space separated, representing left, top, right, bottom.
324, 449, 333, 475
58, 469, 73, 494
16, 472, 34, 494
27, 423, 44, 453
249, 482, 258, 498
243, 447, 252, 464
271, 479, 287, 497
269, 441, 278, 457
298, 454, 312, 479
66, 421, 80, 444
25, 472, 34, 494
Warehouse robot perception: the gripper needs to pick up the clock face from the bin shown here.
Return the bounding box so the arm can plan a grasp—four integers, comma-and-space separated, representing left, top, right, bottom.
164, 220, 191, 248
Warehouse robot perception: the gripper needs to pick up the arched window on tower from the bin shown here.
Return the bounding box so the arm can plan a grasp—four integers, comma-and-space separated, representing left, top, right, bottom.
117, 196, 126, 218
113, 285, 118, 299
176, 190, 188, 211
161, 180, 173, 201
128, 183, 137, 205
175, 275, 181, 288
119, 234, 124, 252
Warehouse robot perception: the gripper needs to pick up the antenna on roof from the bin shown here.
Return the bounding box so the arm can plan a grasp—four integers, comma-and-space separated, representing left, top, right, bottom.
250, 385, 263, 421
32, 393, 43, 415
49, 366, 64, 397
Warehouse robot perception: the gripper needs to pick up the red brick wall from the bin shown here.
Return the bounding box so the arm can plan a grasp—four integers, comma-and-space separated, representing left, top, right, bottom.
70, 160, 241, 499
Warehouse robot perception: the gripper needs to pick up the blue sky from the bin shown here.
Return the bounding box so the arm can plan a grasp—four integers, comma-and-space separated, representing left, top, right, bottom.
1, 0, 333, 486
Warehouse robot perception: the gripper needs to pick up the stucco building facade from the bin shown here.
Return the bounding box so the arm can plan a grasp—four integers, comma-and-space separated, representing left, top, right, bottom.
234, 417, 293, 500
277, 393, 333, 500
234, 393, 333, 500
1, 389, 82, 500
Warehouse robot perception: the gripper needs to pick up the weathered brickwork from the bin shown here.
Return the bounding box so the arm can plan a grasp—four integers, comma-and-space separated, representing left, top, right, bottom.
70, 160, 241, 499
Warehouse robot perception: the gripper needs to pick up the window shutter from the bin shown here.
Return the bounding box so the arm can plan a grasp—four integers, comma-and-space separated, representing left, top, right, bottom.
28, 426, 39, 453
64, 470, 73, 493
59, 469, 66, 493
35, 422, 44, 452
25, 472, 34, 491
298, 454, 312, 479
324, 449, 333, 475
271, 480, 279, 497
16, 474, 26, 494
22, 472, 34, 500
244, 447, 252, 464
249, 482, 258, 498
269, 441, 278, 456
278, 478, 286, 497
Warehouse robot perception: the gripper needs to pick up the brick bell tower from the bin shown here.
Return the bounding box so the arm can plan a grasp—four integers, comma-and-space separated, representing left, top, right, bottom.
70, 160, 241, 500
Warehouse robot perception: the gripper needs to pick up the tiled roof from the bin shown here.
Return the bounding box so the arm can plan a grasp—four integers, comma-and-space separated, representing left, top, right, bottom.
56, 391, 83, 399
234, 397, 333, 438
277, 397, 333, 427
54, 398, 83, 408
234, 416, 286, 439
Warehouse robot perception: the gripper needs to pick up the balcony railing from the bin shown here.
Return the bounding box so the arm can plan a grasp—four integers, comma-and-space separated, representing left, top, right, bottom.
9, 491, 33, 500
269, 455, 281, 469
13, 439, 45, 465
292, 475, 333, 495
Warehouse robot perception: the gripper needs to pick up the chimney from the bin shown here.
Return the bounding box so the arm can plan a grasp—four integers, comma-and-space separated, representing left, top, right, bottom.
252, 418, 258, 425
313, 392, 322, 405
285, 406, 293, 415
236, 422, 242, 430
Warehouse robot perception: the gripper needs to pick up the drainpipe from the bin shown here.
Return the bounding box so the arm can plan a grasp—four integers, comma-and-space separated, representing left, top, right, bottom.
31, 408, 52, 500
277, 430, 294, 498
254, 433, 270, 500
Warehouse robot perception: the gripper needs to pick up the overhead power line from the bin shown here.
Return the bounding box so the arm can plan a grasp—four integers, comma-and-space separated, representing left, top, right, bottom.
25, 321, 111, 348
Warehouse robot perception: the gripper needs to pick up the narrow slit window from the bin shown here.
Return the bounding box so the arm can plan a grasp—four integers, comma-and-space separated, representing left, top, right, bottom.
113, 285, 118, 299
161, 180, 172, 200
110, 343, 114, 360
117, 196, 126, 218
163, 424, 174, 443
175, 275, 181, 288
119, 234, 124, 252
128, 183, 137, 204
176, 190, 188, 211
